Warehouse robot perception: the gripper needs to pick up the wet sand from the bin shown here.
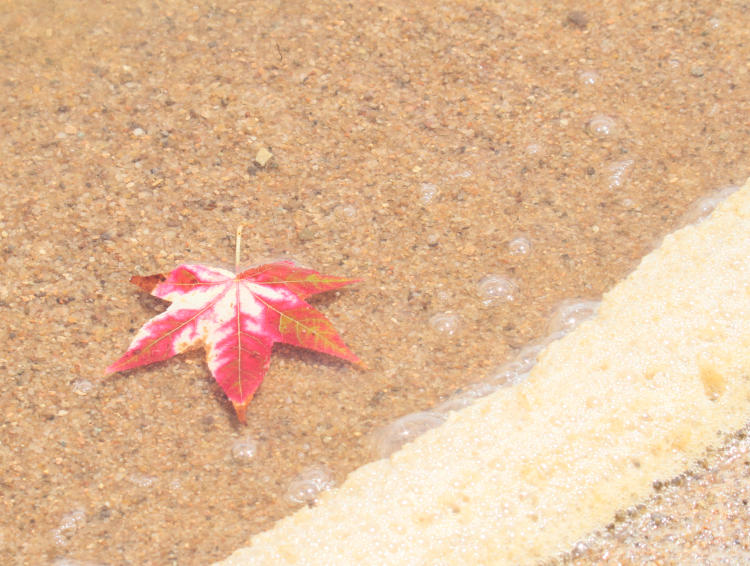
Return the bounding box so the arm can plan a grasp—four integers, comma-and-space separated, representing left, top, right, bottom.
565, 424, 750, 565
0, 1, 747, 565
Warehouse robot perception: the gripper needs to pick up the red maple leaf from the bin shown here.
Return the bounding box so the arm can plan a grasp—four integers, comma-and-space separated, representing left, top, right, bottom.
106, 260, 361, 423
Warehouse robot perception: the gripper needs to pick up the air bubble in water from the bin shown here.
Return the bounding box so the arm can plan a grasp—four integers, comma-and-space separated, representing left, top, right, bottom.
284, 466, 335, 506
71, 379, 94, 396
488, 333, 565, 387
52, 560, 106, 566
605, 159, 634, 189
525, 143, 543, 156
127, 473, 157, 488
508, 236, 532, 255
435, 382, 498, 414
371, 411, 446, 459
678, 185, 739, 227
578, 70, 600, 85
429, 312, 460, 336
548, 299, 600, 334
488, 360, 532, 388
586, 115, 617, 138
52, 508, 86, 546
517, 333, 563, 366
419, 183, 439, 204
336, 204, 357, 219
231, 437, 258, 466
477, 275, 518, 305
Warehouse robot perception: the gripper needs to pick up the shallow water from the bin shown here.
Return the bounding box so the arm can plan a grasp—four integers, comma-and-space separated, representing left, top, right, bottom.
0, 1, 748, 564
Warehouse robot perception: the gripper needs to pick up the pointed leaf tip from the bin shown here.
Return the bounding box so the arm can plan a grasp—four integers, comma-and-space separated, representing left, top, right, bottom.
232, 396, 253, 424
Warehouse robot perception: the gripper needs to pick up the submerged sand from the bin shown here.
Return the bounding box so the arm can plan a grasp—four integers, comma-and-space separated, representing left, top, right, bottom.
0, 1, 748, 564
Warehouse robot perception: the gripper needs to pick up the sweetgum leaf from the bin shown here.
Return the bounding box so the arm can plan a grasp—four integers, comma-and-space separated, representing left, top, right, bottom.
106, 261, 361, 423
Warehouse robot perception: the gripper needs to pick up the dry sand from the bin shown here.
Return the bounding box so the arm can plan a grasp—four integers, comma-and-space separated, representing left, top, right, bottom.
0, 1, 748, 565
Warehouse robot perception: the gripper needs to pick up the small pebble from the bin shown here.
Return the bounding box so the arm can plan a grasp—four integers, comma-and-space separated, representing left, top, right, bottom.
254, 147, 273, 167
566, 10, 589, 29
298, 227, 316, 242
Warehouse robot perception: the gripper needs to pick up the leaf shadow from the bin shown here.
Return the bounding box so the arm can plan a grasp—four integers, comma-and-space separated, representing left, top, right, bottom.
135, 293, 168, 313
304, 291, 342, 308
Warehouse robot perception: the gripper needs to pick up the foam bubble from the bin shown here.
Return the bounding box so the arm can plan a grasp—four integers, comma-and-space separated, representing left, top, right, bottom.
435, 382, 498, 414
488, 333, 565, 387
548, 299, 600, 335
335, 204, 357, 219
371, 411, 447, 459
678, 185, 739, 227
231, 437, 258, 465
508, 236, 532, 256
419, 183, 439, 204
71, 379, 94, 396
586, 115, 618, 138
127, 473, 157, 488
52, 560, 106, 566
525, 143, 543, 156
517, 333, 565, 364
52, 508, 86, 546
284, 466, 336, 506
429, 312, 461, 336
578, 70, 600, 85
605, 159, 634, 189
476, 275, 519, 305
487, 360, 532, 388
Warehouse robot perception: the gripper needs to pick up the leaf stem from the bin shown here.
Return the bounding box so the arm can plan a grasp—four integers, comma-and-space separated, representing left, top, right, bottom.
235, 225, 243, 272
